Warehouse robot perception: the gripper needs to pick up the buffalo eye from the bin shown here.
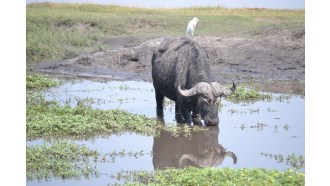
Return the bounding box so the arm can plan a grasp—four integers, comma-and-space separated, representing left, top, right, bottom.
202, 98, 209, 105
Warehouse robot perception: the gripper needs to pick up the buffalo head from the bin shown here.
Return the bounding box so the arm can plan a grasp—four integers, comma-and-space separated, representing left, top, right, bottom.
178, 82, 236, 126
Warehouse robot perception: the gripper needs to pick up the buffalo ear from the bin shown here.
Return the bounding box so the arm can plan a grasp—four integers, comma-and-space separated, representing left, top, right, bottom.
211, 82, 236, 97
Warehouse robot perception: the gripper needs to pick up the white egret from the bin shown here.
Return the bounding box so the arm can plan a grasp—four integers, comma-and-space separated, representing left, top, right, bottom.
186, 17, 199, 39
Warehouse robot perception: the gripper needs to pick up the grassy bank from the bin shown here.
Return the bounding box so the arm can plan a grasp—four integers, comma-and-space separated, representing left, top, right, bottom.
26, 3, 304, 63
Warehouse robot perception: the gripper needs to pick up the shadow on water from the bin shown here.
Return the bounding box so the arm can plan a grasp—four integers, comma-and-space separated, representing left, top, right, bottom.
27, 78, 305, 185
153, 126, 237, 169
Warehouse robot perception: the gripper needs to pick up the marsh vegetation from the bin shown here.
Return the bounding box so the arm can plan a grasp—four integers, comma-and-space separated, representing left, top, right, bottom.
26, 74, 304, 185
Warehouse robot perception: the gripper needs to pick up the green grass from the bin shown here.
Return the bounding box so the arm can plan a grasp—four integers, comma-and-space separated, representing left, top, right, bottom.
26, 3, 304, 63
121, 167, 304, 185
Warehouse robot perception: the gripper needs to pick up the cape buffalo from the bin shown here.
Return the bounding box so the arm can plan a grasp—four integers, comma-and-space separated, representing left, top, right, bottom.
152, 37, 236, 126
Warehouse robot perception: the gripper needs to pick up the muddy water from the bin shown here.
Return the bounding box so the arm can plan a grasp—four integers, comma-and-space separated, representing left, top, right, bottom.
27, 79, 304, 185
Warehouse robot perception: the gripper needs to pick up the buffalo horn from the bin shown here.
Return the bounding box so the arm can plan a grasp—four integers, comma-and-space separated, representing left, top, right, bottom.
225, 151, 237, 164
177, 82, 212, 97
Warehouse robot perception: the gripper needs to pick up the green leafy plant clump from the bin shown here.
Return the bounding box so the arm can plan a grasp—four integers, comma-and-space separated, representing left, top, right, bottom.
227, 85, 272, 102
26, 141, 99, 180
122, 167, 305, 185
26, 98, 208, 140
26, 100, 160, 139
26, 74, 61, 90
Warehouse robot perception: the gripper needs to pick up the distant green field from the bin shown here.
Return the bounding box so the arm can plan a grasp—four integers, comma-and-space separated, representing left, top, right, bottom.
26, 3, 304, 63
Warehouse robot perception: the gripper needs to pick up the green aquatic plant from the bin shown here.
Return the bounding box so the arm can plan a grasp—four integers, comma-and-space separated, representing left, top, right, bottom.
161, 124, 208, 138
239, 122, 268, 131
106, 150, 152, 163
26, 99, 160, 139
26, 74, 61, 90
26, 141, 99, 181
275, 94, 292, 102
227, 85, 272, 102
26, 95, 209, 140
260, 152, 305, 170
239, 123, 291, 132
240, 124, 247, 130
119, 84, 130, 91
249, 107, 260, 114
27, 141, 153, 181
284, 124, 290, 130
112, 167, 304, 185
267, 106, 277, 112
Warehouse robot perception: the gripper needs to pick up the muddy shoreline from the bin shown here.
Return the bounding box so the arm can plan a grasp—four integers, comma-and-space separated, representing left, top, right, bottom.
30, 28, 304, 94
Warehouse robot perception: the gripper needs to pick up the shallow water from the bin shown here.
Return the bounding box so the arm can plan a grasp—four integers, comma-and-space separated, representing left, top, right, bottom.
27, 79, 304, 185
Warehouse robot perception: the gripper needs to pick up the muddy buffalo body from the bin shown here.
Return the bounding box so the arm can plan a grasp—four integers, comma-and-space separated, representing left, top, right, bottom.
152, 37, 236, 126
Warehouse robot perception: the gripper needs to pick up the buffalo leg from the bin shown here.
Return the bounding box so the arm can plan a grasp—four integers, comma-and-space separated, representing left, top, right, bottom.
192, 112, 202, 125
155, 90, 164, 120
180, 105, 192, 124
175, 102, 185, 123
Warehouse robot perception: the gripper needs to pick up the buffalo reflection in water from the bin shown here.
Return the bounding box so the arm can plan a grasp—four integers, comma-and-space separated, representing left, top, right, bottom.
152, 126, 237, 169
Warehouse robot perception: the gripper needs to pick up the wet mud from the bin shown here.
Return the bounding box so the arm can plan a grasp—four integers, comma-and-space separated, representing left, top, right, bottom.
30, 27, 305, 94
